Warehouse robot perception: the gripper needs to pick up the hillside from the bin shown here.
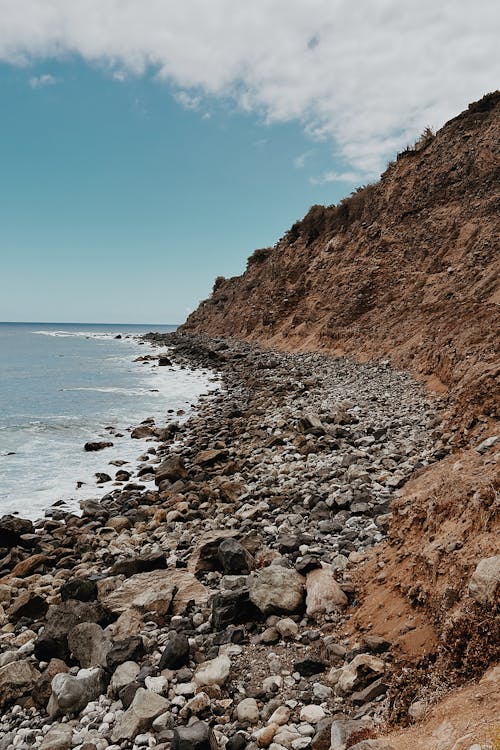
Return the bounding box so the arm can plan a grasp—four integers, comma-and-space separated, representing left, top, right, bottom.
183, 92, 500, 440
180, 93, 500, 742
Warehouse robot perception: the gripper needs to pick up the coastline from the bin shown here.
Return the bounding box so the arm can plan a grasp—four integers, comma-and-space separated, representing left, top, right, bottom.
0, 332, 455, 749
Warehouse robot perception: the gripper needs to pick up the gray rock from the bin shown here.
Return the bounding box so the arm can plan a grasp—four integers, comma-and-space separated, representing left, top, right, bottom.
68, 622, 111, 668
194, 654, 231, 687
172, 720, 216, 750
158, 632, 190, 670
49, 667, 106, 716
111, 686, 170, 741
39, 724, 73, 750
249, 566, 305, 615
469, 556, 500, 604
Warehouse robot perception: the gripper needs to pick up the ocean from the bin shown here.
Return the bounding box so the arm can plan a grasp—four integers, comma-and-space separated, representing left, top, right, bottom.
0, 323, 216, 520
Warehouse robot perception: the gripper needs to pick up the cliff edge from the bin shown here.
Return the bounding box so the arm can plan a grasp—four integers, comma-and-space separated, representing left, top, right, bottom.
183, 92, 500, 440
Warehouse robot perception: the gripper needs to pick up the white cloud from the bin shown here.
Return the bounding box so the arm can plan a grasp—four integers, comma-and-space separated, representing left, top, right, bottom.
29, 73, 57, 88
174, 90, 202, 110
2, 1, 498, 176
293, 151, 313, 169
310, 170, 364, 185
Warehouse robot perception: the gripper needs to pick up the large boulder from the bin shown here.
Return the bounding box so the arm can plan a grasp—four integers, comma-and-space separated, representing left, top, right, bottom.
218, 538, 254, 574
49, 667, 106, 716
60, 578, 97, 602
249, 566, 305, 615
0, 659, 40, 708
172, 720, 216, 750
469, 556, 500, 604
68, 622, 111, 668
194, 655, 231, 687
0, 515, 34, 548
158, 632, 190, 670
111, 687, 170, 741
305, 564, 348, 616
154, 455, 188, 485
187, 529, 238, 573
34, 601, 110, 662
100, 569, 208, 617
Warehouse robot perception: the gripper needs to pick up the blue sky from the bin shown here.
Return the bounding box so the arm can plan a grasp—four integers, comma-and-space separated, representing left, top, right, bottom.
0, 1, 497, 324
0, 60, 356, 324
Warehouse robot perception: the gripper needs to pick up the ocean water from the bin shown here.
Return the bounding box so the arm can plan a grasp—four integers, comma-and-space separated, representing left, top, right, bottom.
0, 323, 216, 520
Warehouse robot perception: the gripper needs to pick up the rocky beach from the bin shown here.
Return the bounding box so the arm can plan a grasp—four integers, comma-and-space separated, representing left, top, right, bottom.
0, 332, 453, 749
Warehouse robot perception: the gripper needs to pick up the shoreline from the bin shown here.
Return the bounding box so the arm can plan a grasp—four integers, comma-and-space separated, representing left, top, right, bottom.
0, 333, 450, 749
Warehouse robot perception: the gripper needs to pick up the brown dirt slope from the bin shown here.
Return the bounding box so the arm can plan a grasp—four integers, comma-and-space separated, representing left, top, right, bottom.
182, 92, 500, 440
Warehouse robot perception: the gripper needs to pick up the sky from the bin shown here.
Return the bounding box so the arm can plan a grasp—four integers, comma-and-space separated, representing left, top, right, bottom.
0, 1, 498, 324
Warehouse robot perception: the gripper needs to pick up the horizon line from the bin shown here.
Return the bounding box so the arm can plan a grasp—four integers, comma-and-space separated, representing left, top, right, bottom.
0, 320, 180, 327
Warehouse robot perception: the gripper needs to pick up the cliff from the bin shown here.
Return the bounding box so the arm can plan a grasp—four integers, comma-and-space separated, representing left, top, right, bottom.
183, 92, 500, 438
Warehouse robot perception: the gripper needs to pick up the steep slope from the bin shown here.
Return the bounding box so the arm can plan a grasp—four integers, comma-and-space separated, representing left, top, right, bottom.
181, 93, 500, 732
183, 92, 500, 440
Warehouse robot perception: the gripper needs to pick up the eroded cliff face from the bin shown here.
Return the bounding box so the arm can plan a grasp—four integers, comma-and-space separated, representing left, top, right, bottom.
182, 92, 500, 438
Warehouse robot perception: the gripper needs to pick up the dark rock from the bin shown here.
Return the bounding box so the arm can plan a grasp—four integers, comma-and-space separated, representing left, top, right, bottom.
211, 589, 261, 630
158, 632, 190, 670
0, 515, 34, 548
351, 677, 388, 705
295, 555, 322, 575
158, 356, 173, 366
217, 538, 253, 574
172, 721, 216, 750
109, 553, 167, 577
60, 578, 98, 602
226, 733, 247, 750
84, 441, 114, 452
106, 636, 145, 671
294, 657, 327, 677
34, 601, 110, 662
118, 681, 141, 709
311, 718, 334, 750
8, 591, 48, 622
155, 455, 188, 485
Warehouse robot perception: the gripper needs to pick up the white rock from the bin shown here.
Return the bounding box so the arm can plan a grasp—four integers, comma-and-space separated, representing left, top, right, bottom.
194, 655, 231, 687
237, 697, 260, 723
299, 705, 325, 724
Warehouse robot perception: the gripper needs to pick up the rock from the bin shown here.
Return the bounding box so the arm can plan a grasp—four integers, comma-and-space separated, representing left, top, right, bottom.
188, 529, 238, 573
155, 455, 188, 485
236, 696, 260, 723
193, 448, 228, 466
267, 705, 291, 725
111, 687, 170, 741
336, 655, 385, 695
305, 564, 348, 616
158, 355, 173, 366
8, 590, 48, 621
49, 667, 106, 716
276, 617, 299, 639
60, 578, 98, 602
183, 691, 210, 716
110, 661, 140, 693
348, 743, 396, 750
249, 566, 305, 615
131, 425, 157, 438
468, 556, 500, 604
33, 659, 70, 707
7, 553, 48, 578
311, 718, 333, 750
351, 676, 388, 704
68, 622, 111, 668
0, 658, 40, 708
84, 441, 113, 451
211, 588, 260, 630
101, 569, 208, 617
39, 724, 73, 750
300, 705, 326, 724
330, 719, 374, 750
0, 515, 34, 548
294, 658, 327, 677
106, 636, 145, 671
34, 600, 109, 662
226, 733, 248, 750
256, 723, 279, 748
158, 632, 190, 670
172, 720, 216, 750
194, 654, 231, 687
218, 538, 254, 574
